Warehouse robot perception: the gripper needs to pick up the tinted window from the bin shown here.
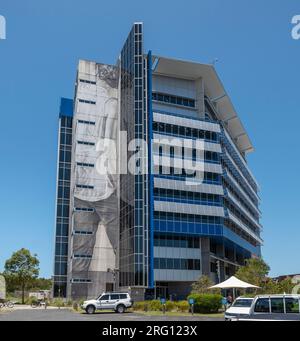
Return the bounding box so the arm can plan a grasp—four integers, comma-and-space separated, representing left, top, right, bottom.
100, 295, 110, 301
254, 298, 270, 313
271, 298, 284, 313
110, 294, 120, 300
232, 299, 253, 308
120, 294, 127, 299
285, 298, 300, 313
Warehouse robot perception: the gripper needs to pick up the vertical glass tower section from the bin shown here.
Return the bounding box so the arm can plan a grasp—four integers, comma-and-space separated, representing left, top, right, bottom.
53, 98, 73, 298
119, 23, 149, 291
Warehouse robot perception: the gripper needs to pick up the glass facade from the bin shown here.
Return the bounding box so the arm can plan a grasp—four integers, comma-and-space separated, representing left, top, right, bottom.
53, 98, 73, 298
119, 23, 149, 288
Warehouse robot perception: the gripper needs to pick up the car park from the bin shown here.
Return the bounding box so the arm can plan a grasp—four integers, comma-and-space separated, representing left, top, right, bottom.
82, 292, 133, 314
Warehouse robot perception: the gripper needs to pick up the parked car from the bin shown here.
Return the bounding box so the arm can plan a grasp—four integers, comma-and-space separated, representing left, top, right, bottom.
82, 292, 133, 314
225, 297, 254, 321
229, 295, 300, 321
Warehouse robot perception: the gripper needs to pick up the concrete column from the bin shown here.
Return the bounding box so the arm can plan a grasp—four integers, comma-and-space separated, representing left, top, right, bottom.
201, 237, 210, 277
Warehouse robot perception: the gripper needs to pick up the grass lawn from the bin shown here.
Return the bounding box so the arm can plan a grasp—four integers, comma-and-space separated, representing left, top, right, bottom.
132, 310, 224, 318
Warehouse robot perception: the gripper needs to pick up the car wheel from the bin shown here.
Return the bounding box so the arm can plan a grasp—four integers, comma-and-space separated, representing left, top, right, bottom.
86, 305, 96, 314
116, 304, 126, 314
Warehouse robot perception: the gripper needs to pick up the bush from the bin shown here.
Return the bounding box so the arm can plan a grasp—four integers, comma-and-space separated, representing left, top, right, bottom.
188, 294, 222, 314
26, 296, 38, 305
133, 301, 147, 311
176, 301, 189, 313
52, 298, 65, 308
66, 300, 73, 307
165, 301, 177, 312
148, 300, 162, 311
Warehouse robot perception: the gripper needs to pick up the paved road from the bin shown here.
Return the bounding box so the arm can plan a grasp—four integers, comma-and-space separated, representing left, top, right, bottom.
0, 308, 223, 321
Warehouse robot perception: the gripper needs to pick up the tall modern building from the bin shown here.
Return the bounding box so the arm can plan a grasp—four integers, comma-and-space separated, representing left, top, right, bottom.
53, 23, 263, 300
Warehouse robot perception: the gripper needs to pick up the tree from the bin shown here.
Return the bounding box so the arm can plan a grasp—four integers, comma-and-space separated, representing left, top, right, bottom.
235, 258, 270, 288
4, 249, 39, 304
191, 275, 220, 294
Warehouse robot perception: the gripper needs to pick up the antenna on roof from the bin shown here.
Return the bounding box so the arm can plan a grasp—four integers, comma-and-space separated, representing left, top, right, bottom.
212, 58, 219, 66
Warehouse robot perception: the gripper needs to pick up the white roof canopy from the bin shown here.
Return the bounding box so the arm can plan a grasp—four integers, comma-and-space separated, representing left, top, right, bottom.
151, 55, 254, 155
209, 276, 260, 289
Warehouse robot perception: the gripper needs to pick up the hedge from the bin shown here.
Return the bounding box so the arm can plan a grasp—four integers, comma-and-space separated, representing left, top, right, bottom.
187, 294, 222, 314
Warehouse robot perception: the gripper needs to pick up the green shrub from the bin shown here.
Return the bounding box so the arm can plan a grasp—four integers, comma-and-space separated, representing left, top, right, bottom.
26, 296, 38, 305
66, 299, 73, 307
187, 294, 222, 314
148, 300, 162, 311
52, 298, 65, 308
165, 301, 177, 312
133, 301, 146, 311
176, 301, 189, 313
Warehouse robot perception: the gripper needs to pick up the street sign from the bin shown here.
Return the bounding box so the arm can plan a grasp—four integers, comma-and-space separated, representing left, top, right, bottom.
188, 298, 195, 305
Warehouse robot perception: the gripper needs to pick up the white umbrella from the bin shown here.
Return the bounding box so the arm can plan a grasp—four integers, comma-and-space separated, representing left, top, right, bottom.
209, 276, 260, 300
209, 276, 260, 289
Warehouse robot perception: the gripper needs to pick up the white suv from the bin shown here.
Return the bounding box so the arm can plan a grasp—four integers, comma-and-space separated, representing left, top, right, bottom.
82, 293, 133, 314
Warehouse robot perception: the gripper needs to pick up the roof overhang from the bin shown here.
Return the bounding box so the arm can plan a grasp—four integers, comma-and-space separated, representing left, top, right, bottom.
151, 55, 254, 154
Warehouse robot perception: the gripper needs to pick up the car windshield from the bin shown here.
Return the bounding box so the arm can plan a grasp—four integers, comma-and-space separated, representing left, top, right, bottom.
232, 299, 253, 307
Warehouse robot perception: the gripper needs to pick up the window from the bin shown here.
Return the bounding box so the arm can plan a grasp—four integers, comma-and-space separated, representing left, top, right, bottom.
110, 294, 120, 300
285, 298, 299, 313
120, 294, 127, 299
77, 162, 94, 168
78, 99, 96, 105
78, 119, 96, 125
254, 298, 270, 313
100, 295, 110, 301
152, 92, 195, 108
79, 79, 96, 85
271, 298, 284, 313
77, 140, 95, 146
76, 184, 94, 189
74, 207, 94, 212
73, 230, 93, 235
73, 254, 92, 259
72, 278, 92, 283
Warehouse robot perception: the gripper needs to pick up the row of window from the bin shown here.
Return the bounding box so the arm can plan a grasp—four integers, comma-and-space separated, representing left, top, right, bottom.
155, 147, 220, 163
73, 254, 92, 259
155, 172, 221, 184
154, 188, 221, 204
153, 122, 218, 142
154, 258, 201, 270
74, 207, 94, 212
79, 79, 97, 85
152, 92, 196, 108
254, 297, 300, 314
71, 279, 92, 283
78, 99, 96, 105
73, 230, 93, 235
76, 162, 95, 168
77, 140, 95, 146
78, 119, 95, 126
154, 211, 222, 224
76, 184, 94, 189
154, 234, 200, 249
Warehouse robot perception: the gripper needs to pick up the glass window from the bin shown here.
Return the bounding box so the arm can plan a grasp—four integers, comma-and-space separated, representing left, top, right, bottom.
110, 294, 120, 300
271, 298, 284, 313
254, 298, 270, 313
285, 298, 299, 313
100, 295, 110, 301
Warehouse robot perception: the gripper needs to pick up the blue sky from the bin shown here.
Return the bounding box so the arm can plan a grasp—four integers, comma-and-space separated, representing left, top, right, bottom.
0, 0, 299, 278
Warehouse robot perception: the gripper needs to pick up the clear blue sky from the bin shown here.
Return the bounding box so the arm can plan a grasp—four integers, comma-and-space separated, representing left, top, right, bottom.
0, 0, 299, 278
